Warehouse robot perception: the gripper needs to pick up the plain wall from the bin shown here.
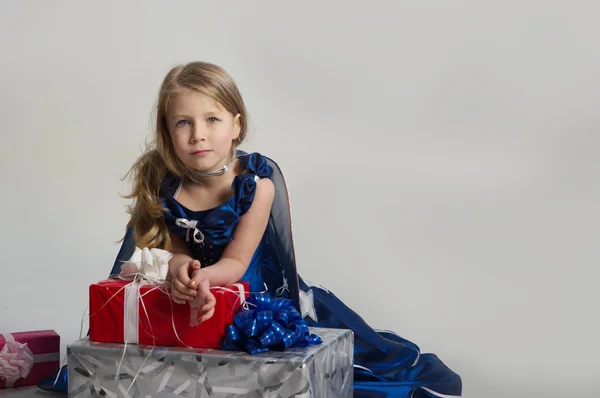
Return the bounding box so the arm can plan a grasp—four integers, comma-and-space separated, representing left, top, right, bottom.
1, 1, 599, 397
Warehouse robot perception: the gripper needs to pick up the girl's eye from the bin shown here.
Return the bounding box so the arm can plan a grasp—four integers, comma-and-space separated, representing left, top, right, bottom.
207, 117, 220, 124
175, 120, 190, 127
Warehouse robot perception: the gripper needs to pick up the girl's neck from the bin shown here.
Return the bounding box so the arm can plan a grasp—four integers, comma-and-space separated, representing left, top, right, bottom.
185, 151, 238, 187
191, 151, 237, 179
185, 159, 239, 189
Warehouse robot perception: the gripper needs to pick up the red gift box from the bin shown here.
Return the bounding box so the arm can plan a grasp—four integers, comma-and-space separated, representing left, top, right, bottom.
89, 279, 249, 349
0, 330, 60, 389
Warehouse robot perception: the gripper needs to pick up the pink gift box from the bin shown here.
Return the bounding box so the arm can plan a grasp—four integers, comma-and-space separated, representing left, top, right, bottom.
0, 330, 60, 389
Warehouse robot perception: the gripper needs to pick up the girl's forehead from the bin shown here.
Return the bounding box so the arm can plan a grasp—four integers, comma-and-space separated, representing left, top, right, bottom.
167, 89, 226, 113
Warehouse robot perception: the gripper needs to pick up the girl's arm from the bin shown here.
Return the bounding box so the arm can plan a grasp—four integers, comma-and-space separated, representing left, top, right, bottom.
168, 230, 199, 304
195, 178, 275, 287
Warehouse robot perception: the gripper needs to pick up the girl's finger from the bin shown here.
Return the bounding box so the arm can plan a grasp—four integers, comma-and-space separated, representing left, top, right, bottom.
178, 264, 195, 288
171, 288, 195, 302
198, 307, 215, 323
173, 278, 197, 297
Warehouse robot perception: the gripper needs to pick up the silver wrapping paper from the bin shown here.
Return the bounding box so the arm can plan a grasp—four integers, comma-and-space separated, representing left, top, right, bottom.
67, 327, 353, 397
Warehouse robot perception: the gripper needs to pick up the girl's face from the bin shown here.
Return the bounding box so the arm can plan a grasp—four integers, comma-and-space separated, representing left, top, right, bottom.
167, 89, 240, 173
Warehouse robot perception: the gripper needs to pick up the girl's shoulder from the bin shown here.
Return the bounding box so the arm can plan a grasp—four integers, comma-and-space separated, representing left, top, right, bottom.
231, 151, 274, 216
234, 151, 273, 179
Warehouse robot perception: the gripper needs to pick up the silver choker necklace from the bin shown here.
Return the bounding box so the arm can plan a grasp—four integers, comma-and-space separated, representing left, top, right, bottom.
188, 154, 236, 179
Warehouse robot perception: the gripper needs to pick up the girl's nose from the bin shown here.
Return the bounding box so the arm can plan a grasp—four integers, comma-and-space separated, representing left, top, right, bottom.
190, 125, 206, 143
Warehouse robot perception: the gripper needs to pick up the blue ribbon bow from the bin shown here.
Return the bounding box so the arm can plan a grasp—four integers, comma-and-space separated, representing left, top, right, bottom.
222, 292, 322, 354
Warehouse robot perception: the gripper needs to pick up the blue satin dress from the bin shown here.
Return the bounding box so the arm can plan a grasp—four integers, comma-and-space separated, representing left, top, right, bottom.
39, 151, 462, 397
158, 152, 462, 398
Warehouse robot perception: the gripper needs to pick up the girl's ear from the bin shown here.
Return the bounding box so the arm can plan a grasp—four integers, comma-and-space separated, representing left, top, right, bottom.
232, 113, 241, 140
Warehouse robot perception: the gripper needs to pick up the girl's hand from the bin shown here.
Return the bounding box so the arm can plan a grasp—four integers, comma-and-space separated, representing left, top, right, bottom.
170, 260, 201, 304
189, 269, 217, 325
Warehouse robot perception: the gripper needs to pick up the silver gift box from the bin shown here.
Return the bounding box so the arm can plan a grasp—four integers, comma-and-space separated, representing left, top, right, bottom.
67, 327, 353, 397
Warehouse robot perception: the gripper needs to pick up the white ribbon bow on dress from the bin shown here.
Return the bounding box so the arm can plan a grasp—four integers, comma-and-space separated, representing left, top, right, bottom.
175, 218, 205, 244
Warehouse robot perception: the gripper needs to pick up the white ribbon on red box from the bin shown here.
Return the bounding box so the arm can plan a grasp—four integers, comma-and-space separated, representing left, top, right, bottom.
122, 281, 247, 344
119, 246, 247, 345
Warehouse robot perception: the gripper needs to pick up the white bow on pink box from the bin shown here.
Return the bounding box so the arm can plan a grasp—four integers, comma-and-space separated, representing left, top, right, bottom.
0, 337, 34, 387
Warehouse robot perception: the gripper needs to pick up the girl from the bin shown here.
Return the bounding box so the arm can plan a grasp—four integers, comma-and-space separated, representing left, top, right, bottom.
123, 62, 280, 325
41, 62, 462, 397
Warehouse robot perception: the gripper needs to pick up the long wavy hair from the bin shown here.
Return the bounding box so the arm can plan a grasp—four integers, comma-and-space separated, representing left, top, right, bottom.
122, 61, 248, 249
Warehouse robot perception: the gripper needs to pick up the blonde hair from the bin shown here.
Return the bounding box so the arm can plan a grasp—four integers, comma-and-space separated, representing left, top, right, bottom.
123, 61, 248, 249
